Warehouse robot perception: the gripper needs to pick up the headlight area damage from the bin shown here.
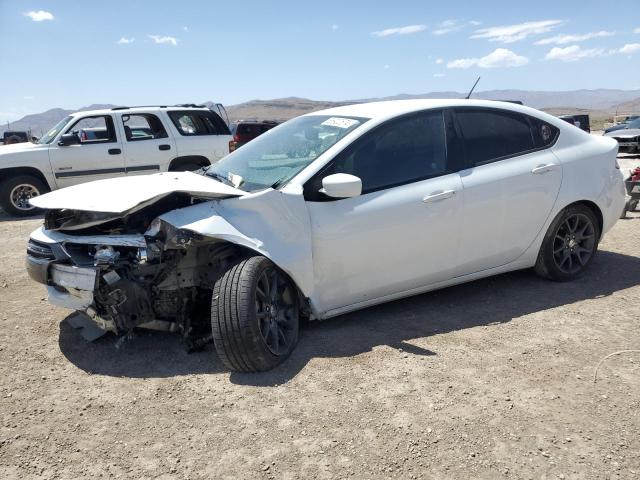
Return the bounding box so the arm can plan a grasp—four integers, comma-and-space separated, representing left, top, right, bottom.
27, 177, 315, 368
34, 216, 243, 350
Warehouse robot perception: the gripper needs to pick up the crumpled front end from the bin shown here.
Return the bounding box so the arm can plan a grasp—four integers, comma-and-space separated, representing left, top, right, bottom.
26, 224, 238, 346
26, 187, 315, 345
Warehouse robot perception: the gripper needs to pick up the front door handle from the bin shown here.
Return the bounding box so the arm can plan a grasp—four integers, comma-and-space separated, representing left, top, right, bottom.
422, 190, 456, 203
108, 148, 121, 155
159, 144, 171, 151
531, 163, 556, 174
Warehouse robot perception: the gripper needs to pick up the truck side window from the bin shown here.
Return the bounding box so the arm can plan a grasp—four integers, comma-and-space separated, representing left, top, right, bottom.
66, 115, 117, 144
122, 114, 168, 141
168, 111, 229, 136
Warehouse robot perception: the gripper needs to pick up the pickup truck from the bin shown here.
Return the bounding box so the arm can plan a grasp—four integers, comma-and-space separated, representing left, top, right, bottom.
0, 105, 233, 216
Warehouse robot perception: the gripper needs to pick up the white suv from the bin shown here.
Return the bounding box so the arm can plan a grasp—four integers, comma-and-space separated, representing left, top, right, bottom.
0, 105, 233, 216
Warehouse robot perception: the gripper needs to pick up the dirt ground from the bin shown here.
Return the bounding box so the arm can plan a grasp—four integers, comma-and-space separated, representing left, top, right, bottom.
1, 155, 639, 480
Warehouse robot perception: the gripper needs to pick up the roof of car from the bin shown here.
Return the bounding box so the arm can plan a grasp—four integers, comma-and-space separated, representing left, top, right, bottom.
305, 99, 544, 121
70, 105, 211, 117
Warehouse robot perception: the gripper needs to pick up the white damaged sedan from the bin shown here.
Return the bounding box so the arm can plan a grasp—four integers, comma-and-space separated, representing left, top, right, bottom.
26, 100, 625, 372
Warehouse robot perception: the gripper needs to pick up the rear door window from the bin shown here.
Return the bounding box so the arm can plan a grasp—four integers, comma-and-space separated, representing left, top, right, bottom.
454, 108, 535, 166
121, 114, 168, 141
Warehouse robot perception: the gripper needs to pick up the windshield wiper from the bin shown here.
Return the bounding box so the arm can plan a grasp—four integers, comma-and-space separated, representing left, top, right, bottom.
271, 175, 289, 189
206, 170, 235, 187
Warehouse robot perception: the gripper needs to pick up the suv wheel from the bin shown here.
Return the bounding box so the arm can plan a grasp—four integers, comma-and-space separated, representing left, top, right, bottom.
171, 162, 203, 172
211, 256, 299, 372
0, 175, 48, 217
534, 204, 600, 281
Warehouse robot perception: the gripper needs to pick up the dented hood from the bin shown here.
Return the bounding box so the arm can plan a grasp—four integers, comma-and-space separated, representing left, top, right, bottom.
30, 171, 245, 213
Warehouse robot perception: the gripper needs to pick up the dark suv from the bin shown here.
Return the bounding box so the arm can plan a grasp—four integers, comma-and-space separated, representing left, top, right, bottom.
558, 114, 590, 133
231, 120, 278, 149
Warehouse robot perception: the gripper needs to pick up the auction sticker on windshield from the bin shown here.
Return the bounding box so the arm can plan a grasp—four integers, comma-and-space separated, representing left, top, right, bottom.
321, 117, 360, 129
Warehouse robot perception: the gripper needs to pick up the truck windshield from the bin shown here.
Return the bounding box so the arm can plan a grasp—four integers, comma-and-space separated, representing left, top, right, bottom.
38, 116, 73, 144
206, 115, 368, 192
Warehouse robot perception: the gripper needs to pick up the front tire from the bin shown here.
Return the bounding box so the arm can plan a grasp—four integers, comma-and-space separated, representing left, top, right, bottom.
211, 256, 299, 372
0, 175, 48, 217
534, 204, 600, 281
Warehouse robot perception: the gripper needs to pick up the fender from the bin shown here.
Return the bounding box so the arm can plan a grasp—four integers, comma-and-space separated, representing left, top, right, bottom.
157, 186, 317, 311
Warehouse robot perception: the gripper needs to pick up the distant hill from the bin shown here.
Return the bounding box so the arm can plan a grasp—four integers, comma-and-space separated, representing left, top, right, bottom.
370, 89, 640, 110
4, 90, 640, 138
611, 97, 640, 114
1, 104, 116, 138
223, 97, 352, 122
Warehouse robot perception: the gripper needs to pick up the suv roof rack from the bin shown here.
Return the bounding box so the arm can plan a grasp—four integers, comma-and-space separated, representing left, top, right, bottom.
110, 104, 207, 111
237, 119, 279, 124
111, 105, 167, 110
174, 103, 206, 108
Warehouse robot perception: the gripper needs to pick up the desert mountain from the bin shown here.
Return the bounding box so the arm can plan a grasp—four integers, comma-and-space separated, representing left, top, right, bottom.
3, 90, 640, 137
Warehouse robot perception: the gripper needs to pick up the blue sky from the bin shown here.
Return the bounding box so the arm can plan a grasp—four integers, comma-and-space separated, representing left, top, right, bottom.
1, 0, 639, 123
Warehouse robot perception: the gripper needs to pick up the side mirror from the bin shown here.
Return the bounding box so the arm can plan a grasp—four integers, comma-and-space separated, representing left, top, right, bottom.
320, 173, 362, 199
58, 133, 80, 146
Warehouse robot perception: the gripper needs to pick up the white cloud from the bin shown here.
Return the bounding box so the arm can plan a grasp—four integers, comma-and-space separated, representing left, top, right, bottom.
447, 48, 529, 69
535, 30, 615, 45
433, 73, 446, 77
117, 37, 135, 45
634, 28, 640, 34
24, 10, 54, 22
469, 20, 482, 26
619, 43, 640, 54
148, 35, 178, 46
23, 96, 35, 100
372, 25, 426, 37
435, 58, 444, 64
331, 24, 338, 31
471, 20, 562, 43
432, 20, 460, 36
544, 45, 604, 62
384, 64, 390, 69
183, 26, 189, 32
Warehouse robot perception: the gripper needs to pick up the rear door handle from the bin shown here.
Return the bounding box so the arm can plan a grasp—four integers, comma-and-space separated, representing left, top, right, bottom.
531, 163, 557, 174
108, 148, 121, 155
159, 144, 171, 151
422, 190, 456, 203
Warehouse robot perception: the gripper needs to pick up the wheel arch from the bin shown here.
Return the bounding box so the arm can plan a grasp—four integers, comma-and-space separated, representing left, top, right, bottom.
0, 167, 52, 190
191, 236, 313, 318
565, 200, 603, 238
168, 155, 211, 171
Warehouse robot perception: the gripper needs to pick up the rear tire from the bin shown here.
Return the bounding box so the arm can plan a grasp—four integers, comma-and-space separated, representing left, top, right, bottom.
211, 256, 299, 372
0, 175, 48, 217
534, 204, 600, 281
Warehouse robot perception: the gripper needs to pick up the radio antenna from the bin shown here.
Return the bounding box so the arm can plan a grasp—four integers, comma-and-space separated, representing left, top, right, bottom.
465, 76, 481, 99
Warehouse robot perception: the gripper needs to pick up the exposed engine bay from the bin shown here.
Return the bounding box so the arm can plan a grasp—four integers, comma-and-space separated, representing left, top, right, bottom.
31, 195, 258, 349
34, 224, 252, 350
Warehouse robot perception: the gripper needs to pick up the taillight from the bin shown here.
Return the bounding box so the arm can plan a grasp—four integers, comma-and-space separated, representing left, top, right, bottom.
233, 134, 240, 142
228, 140, 236, 152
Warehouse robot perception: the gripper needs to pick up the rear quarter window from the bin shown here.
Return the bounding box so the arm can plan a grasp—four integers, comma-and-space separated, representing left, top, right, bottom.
168, 110, 230, 136
529, 117, 560, 148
